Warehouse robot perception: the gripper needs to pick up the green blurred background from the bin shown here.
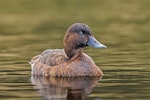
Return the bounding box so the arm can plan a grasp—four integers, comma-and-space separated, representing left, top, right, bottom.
0, 0, 150, 100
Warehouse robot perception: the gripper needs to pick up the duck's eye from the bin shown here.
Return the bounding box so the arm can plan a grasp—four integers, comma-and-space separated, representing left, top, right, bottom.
79, 31, 84, 35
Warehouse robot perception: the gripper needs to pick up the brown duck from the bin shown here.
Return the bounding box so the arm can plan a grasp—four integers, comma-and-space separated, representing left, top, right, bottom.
30, 23, 107, 77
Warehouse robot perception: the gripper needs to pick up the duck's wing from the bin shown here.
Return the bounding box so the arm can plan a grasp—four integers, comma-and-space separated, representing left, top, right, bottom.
32, 49, 68, 66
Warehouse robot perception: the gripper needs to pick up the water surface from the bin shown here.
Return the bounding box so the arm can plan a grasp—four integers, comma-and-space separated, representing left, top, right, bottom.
0, 0, 150, 100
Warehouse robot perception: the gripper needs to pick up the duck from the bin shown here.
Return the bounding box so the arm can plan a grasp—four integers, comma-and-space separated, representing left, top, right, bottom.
30, 23, 107, 77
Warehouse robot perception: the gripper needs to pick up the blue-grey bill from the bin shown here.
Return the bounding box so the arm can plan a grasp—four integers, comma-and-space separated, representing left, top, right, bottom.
87, 36, 107, 48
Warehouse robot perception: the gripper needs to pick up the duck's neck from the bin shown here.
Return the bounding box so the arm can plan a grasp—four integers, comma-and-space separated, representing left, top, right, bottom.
63, 32, 84, 60
64, 47, 83, 60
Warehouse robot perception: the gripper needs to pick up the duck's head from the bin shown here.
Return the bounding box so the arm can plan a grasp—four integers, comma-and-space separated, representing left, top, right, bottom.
64, 23, 107, 59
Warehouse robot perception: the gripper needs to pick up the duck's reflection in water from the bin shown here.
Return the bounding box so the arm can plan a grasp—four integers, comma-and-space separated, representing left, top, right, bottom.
30, 76, 102, 100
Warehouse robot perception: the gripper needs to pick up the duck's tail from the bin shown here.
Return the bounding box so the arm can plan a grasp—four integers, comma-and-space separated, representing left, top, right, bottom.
29, 55, 41, 75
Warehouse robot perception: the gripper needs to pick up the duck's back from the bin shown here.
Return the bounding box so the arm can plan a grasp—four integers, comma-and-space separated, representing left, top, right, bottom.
31, 49, 68, 67
30, 49, 69, 76
39, 49, 68, 66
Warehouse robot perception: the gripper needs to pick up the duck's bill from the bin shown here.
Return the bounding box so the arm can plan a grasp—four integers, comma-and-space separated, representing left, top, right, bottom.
87, 36, 107, 48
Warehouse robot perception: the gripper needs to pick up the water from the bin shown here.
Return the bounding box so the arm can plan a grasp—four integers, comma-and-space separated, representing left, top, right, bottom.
0, 0, 150, 100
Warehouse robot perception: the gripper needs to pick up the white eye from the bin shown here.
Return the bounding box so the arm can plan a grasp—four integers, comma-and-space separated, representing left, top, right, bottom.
79, 31, 83, 35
